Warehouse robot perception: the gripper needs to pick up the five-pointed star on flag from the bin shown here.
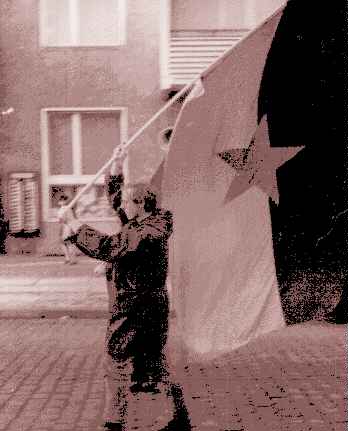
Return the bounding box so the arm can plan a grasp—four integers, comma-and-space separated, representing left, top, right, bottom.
218, 115, 304, 204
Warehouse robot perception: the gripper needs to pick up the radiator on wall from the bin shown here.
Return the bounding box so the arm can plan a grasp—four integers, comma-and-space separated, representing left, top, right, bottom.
8, 173, 40, 235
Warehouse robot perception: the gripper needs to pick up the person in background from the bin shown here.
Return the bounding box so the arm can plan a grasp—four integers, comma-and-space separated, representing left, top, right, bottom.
57, 195, 77, 265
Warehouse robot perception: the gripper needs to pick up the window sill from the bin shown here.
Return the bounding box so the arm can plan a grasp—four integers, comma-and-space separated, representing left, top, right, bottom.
39, 45, 125, 51
47, 217, 116, 223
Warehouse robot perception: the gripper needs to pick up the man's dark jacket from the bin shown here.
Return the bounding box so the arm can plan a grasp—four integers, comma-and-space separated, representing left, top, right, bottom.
70, 175, 173, 379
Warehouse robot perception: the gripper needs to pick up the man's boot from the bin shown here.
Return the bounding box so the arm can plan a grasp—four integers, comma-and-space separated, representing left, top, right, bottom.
159, 384, 191, 431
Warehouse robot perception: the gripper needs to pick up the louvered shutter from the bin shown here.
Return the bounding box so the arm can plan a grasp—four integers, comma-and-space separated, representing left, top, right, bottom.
8, 173, 40, 234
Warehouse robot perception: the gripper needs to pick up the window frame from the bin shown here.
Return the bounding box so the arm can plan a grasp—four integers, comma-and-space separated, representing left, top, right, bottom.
39, 0, 127, 47
40, 107, 128, 222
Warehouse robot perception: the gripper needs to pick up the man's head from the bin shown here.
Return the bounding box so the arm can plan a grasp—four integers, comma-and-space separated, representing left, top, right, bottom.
122, 183, 157, 219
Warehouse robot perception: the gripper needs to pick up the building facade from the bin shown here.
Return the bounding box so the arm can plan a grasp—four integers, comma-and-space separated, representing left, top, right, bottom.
0, 0, 285, 255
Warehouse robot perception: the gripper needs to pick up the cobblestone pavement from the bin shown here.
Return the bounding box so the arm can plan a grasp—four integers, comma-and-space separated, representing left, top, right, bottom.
0, 319, 345, 431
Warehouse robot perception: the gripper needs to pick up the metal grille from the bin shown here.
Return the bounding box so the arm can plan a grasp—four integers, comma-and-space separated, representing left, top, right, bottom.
169, 29, 249, 85
8, 173, 40, 233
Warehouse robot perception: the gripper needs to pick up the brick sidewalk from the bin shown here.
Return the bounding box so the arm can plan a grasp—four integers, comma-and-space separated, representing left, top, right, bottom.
0, 319, 345, 431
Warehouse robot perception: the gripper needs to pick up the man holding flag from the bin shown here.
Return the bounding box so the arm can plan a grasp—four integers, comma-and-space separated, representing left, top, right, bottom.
56, 0, 345, 427
59, 147, 191, 430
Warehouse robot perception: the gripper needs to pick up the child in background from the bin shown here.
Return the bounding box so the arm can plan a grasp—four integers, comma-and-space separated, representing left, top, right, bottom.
94, 261, 107, 277
57, 195, 77, 265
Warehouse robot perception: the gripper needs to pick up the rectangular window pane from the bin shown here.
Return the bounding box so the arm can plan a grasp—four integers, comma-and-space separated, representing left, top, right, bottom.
41, 0, 121, 46
80, 112, 121, 175
79, 0, 119, 46
172, 0, 246, 29
48, 113, 73, 175
41, 0, 71, 46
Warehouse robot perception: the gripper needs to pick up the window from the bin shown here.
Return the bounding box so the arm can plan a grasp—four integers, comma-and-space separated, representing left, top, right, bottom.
41, 108, 128, 221
40, 0, 126, 47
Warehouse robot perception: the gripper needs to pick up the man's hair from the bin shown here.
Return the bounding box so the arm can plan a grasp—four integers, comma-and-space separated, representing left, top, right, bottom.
125, 183, 157, 213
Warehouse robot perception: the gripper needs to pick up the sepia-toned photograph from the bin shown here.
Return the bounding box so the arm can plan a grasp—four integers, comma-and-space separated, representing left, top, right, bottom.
0, 1, 346, 430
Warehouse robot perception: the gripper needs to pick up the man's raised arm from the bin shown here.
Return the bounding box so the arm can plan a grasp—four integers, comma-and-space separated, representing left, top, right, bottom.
105, 147, 129, 226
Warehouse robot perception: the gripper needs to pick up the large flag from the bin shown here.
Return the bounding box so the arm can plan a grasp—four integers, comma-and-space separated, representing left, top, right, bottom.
161, 6, 294, 360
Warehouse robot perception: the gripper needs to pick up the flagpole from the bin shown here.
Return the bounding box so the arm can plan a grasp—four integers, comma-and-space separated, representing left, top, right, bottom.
64, 79, 199, 212
64, 4, 286, 213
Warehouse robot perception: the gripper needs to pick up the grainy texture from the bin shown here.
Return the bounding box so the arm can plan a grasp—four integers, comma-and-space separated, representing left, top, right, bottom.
0, 319, 345, 430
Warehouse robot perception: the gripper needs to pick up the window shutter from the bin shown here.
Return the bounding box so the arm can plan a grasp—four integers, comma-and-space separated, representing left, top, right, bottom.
8, 173, 40, 234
